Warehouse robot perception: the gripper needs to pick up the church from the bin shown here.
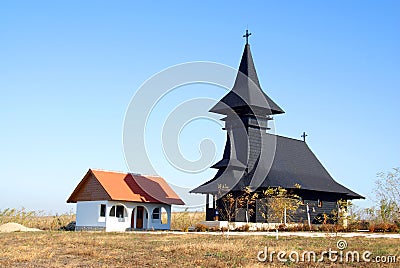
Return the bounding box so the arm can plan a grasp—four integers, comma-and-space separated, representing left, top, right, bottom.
190, 31, 364, 225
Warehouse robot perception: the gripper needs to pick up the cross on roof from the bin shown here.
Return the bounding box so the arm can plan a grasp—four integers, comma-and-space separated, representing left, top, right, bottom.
301, 132, 308, 142
243, 29, 252, 44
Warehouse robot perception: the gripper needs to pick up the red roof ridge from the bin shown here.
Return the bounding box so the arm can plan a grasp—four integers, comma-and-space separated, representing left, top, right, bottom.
67, 169, 185, 205
90, 168, 126, 174
129, 172, 162, 178
90, 168, 162, 178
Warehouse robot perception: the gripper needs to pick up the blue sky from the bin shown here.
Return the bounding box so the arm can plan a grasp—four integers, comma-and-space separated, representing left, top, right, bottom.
1, 1, 399, 213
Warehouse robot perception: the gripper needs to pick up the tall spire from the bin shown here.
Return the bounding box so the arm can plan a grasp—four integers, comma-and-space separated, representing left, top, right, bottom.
210, 33, 284, 116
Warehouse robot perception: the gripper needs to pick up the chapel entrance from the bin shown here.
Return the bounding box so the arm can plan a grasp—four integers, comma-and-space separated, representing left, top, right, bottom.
135, 206, 144, 229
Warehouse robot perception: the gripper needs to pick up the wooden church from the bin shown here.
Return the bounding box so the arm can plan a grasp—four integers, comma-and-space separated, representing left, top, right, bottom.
190, 31, 364, 224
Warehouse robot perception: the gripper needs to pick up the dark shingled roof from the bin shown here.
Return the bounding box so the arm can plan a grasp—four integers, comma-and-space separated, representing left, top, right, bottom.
191, 134, 364, 199
190, 39, 363, 200
209, 44, 284, 115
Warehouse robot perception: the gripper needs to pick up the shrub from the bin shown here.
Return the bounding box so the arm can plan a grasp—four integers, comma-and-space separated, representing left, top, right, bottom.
60, 221, 76, 231
356, 220, 370, 230
277, 224, 288, 231
194, 223, 208, 232
220, 227, 229, 232
286, 223, 312, 232
388, 223, 399, 233
317, 224, 335, 232
234, 224, 250, 232
368, 222, 399, 233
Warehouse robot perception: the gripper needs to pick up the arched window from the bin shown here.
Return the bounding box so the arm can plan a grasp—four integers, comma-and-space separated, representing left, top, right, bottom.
110, 206, 115, 216
152, 207, 160, 220
161, 207, 168, 224
109, 205, 126, 217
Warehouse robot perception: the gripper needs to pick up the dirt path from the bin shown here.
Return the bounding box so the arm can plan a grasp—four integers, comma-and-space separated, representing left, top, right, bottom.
129, 230, 400, 239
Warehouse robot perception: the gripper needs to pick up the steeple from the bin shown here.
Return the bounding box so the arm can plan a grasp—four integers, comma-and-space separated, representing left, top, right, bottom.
210, 33, 284, 116
206, 31, 285, 174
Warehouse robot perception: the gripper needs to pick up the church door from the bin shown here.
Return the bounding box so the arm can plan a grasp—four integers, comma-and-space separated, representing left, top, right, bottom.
136, 206, 144, 229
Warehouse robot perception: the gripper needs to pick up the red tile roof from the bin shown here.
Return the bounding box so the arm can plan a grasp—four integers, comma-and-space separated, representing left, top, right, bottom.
67, 169, 184, 205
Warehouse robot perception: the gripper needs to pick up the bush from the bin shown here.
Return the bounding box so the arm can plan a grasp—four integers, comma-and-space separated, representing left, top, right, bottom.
369, 222, 399, 233
234, 224, 250, 232
358, 220, 370, 230
317, 224, 335, 232
388, 223, 399, 233
277, 224, 288, 231
60, 221, 76, 231
220, 227, 229, 232
194, 223, 208, 232
286, 223, 312, 232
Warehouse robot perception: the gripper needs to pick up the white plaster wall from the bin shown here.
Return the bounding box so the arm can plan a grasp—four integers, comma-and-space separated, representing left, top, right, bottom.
76, 201, 172, 231
106, 202, 172, 231
105, 201, 131, 232
76, 201, 107, 228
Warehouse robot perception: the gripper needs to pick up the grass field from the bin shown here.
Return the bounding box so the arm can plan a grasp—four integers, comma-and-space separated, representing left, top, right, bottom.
0, 208, 205, 232
0, 232, 399, 267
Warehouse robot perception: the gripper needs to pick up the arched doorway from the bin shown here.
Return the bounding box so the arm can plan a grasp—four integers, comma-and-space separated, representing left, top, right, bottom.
131, 206, 147, 229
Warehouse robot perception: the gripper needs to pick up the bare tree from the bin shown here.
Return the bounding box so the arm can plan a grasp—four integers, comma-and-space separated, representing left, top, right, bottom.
217, 185, 236, 224
217, 185, 258, 227
374, 167, 400, 222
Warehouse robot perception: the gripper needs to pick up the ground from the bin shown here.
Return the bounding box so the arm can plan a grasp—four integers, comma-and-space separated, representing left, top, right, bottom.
0, 232, 399, 267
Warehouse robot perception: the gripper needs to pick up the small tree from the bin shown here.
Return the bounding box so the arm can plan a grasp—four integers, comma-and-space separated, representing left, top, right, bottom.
259, 187, 301, 224
330, 199, 353, 228
217, 185, 236, 224
374, 168, 400, 222
217, 185, 258, 228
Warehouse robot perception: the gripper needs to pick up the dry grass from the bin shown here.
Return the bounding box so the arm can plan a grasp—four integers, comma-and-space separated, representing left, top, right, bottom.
0, 208, 75, 230
0, 232, 399, 267
0, 208, 204, 231
169, 210, 205, 231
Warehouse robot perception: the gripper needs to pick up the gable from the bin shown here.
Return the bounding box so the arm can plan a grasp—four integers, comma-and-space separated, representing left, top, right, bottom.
67, 171, 111, 203
67, 169, 185, 205
92, 170, 143, 202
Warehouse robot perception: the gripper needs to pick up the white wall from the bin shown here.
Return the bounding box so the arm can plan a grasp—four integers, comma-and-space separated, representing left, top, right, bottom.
105, 201, 131, 232
76, 201, 107, 229
75, 201, 172, 231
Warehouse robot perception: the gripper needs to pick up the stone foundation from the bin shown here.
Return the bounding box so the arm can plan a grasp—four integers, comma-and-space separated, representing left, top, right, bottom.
75, 226, 106, 231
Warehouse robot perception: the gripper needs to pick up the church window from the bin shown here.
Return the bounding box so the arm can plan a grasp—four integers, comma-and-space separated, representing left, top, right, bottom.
152, 207, 160, 220
100, 204, 106, 217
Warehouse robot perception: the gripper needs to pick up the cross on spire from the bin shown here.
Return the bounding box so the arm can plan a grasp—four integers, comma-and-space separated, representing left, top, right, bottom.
301, 132, 308, 142
243, 29, 252, 44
